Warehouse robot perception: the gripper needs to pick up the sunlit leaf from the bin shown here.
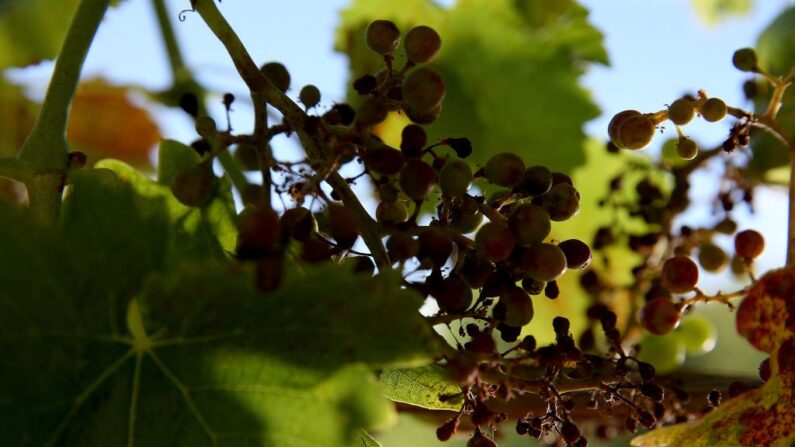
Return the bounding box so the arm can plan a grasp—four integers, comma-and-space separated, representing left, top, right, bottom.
337, 0, 606, 174
380, 365, 463, 411
691, 0, 753, 26
0, 0, 81, 68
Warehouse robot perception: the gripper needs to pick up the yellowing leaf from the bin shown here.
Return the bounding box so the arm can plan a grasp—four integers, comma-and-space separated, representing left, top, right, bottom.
68, 79, 160, 168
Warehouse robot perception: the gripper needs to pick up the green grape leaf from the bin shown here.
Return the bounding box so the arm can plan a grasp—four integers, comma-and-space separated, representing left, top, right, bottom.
354, 430, 382, 447
336, 0, 606, 173
0, 183, 438, 446
690, 0, 753, 26
96, 151, 238, 260
747, 6, 795, 180
379, 365, 463, 411
0, 0, 81, 68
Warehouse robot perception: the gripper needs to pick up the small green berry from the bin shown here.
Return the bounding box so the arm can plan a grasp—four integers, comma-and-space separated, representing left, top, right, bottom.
668, 98, 695, 125
676, 137, 698, 160
299, 85, 321, 108
732, 48, 757, 72
700, 98, 727, 122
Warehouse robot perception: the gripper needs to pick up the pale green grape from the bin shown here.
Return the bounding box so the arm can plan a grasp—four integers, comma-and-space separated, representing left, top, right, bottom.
676, 316, 717, 356
637, 333, 686, 374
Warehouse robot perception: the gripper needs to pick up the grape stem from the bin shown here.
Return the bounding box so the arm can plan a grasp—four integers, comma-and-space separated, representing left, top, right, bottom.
679, 286, 750, 309
191, 0, 390, 267
16, 0, 111, 224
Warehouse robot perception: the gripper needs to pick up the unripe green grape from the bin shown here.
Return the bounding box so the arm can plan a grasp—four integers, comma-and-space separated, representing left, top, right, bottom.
386, 232, 419, 261
668, 98, 695, 125
195, 115, 217, 138
475, 222, 517, 262
660, 255, 699, 293
399, 159, 437, 200
299, 84, 321, 108
700, 97, 727, 122
172, 164, 215, 207
615, 114, 656, 150
676, 316, 717, 356
364, 147, 405, 175
404, 25, 442, 64
521, 243, 567, 282
484, 152, 525, 187
698, 242, 728, 272
637, 333, 686, 375
439, 159, 472, 196
400, 124, 427, 157
640, 297, 681, 335
234, 143, 260, 171
260, 62, 291, 92
732, 48, 757, 72
542, 183, 580, 221
558, 239, 592, 269
376, 200, 408, 224
508, 203, 551, 246
434, 275, 472, 313
365, 20, 400, 55
498, 286, 534, 327
676, 137, 698, 160
402, 68, 446, 113
405, 103, 442, 124
356, 97, 389, 126
734, 229, 764, 259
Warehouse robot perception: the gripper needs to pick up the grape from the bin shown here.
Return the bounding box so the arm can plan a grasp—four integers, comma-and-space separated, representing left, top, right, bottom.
521, 277, 545, 295
450, 208, 482, 233
399, 159, 437, 200
418, 226, 453, 266
447, 137, 472, 158
484, 152, 525, 187
299, 84, 321, 108
404, 25, 442, 64
324, 103, 355, 126
365, 20, 400, 55
280, 206, 315, 241
608, 109, 641, 142
676, 315, 717, 356
475, 222, 517, 262
518, 165, 553, 196
496, 286, 534, 327
542, 183, 580, 221
364, 147, 405, 175
256, 252, 283, 293
508, 203, 551, 245
439, 159, 472, 196
636, 333, 686, 374
608, 110, 656, 150
676, 137, 698, 160
195, 115, 216, 138
545, 280, 560, 299
237, 206, 281, 259
353, 74, 377, 95
467, 430, 497, 447
668, 98, 695, 125
734, 229, 764, 259
179, 92, 199, 117
732, 48, 757, 72
234, 143, 259, 171
660, 255, 699, 293
560, 420, 581, 444
697, 242, 728, 272
700, 97, 727, 122
521, 243, 567, 282
558, 239, 592, 269
402, 68, 446, 113
260, 62, 291, 92
327, 204, 358, 249
356, 97, 388, 126
434, 275, 472, 313
400, 124, 427, 157
459, 252, 494, 288
171, 164, 215, 207
386, 232, 419, 262
376, 200, 408, 224
301, 238, 332, 263
405, 103, 442, 125
640, 297, 681, 335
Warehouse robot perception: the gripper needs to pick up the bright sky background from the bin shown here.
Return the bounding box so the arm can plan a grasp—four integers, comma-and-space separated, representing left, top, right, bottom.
9, 0, 793, 275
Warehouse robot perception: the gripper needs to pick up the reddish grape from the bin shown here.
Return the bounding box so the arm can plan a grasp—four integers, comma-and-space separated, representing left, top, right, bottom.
734, 229, 764, 259
484, 152, 525, 187
365, 20, 400, 55
404, 25, 442, 64
508, 203, 551, 246
402, 68, 446, 113
399, 159, 437, 200
640, 297, 681, 335
475, 222, 517, 262
521, 243, 567, 282
558, 239, 592, 269
660, 255, 699, 293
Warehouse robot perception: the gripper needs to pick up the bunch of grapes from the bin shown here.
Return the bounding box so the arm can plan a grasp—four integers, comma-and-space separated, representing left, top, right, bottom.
164, 9, 789, 443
